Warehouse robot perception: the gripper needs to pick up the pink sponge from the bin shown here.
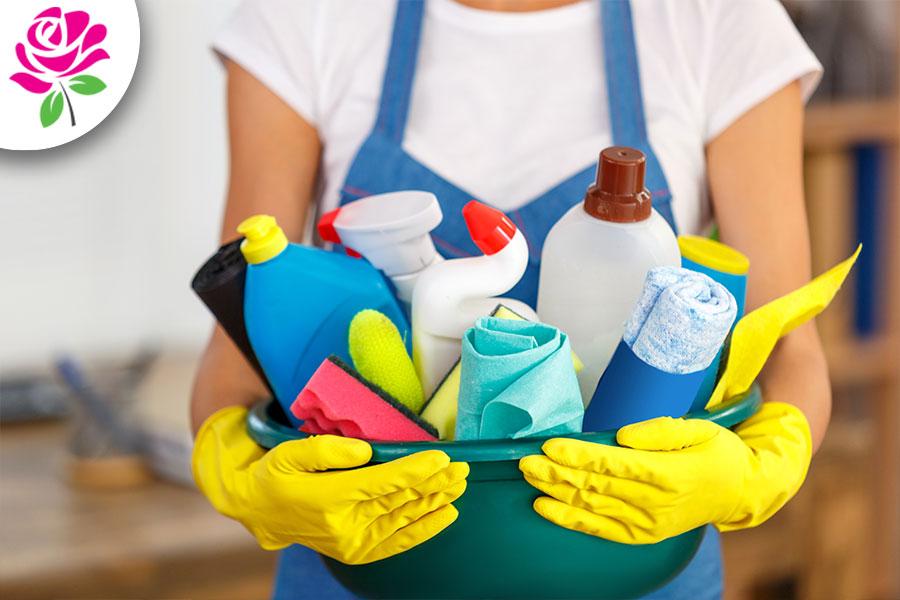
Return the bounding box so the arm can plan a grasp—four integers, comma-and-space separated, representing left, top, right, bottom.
291, 356, 439, 442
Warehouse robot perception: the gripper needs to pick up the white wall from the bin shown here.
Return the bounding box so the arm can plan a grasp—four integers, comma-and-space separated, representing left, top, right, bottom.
0, 0, 240, 372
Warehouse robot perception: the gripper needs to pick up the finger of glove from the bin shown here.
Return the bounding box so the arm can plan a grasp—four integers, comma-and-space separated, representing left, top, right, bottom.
349, 450, 452, 501
269, 435, 373, 473
533, 497, 658, 545
365, 462, 469, 515
616, 417, 721, 451
363, 480, 466, 552
537, 439, 668, 484
358, 505, 460, 565
521, 456, 669, 498
522, 475, 657, 531
521, 452, 671, 492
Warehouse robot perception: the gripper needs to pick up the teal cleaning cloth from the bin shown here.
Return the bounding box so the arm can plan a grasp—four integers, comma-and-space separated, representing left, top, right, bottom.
455, 317, 583, 440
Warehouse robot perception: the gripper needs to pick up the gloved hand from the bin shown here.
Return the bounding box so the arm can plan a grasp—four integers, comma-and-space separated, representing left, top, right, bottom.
519, 401, 810, 544
193, 406, 468, 564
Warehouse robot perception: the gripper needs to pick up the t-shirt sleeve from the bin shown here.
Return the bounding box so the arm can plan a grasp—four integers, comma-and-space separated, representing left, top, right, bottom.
700, 0, 822, 141
213, 0, 320, 126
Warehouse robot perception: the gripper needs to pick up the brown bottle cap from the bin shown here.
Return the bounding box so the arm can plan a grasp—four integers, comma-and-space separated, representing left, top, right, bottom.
583, 146, 652, 223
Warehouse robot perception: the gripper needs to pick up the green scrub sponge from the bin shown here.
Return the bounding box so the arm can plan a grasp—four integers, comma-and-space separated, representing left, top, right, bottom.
349, 309, 425, 414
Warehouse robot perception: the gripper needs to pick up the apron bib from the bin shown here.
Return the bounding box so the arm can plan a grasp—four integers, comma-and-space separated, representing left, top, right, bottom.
336, 0, 677, 308
273, 2, 720, 598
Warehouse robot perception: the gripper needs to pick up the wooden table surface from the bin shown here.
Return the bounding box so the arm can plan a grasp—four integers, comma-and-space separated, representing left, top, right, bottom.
0, 422, 276, 599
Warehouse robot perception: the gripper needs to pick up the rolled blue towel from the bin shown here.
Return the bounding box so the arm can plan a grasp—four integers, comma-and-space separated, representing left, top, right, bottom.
624, 267, 737, 374
584, 267, 738, 432
622, 266, 684, 347
455, 317, 583, 441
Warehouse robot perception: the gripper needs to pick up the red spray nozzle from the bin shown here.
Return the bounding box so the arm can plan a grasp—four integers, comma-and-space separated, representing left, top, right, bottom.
462, 201, 517, 256
316, 207, 361, 258
317, 208, 342, 244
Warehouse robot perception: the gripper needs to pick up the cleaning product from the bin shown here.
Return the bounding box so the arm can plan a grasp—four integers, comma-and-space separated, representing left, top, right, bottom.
191, 238, 270, 390
421, 304, 584, 440
679, 236, 749, 316
455, 317, 583, 441
348, 309, 424, 413
584, 267, 737, 432
290, 356, 438, 442
678, 235, 750, 411
317, 191, 444, 309
239, 215, 409, 425
412, 201, 537, 396
537, 146, 680, 402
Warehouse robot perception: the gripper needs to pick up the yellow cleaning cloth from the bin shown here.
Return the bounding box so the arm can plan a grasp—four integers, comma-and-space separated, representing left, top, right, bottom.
706, 245, 861, 408
349, 310, 425, 414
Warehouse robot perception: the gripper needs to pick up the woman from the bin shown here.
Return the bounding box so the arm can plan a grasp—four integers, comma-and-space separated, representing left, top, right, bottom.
191, 1, 825, 598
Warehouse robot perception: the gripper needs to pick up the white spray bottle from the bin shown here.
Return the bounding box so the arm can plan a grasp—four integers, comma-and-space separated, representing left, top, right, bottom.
317, 191, 444, 309
412, 200, 537, 396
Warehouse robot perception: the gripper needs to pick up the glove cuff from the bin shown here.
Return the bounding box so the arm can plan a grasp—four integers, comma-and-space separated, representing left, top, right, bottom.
194, 405, 250, 443
716, 401, 812, 532
191, 405, 255, 516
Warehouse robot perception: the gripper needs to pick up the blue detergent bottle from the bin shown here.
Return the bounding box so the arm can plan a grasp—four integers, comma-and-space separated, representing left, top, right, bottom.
238, 214, 410, 425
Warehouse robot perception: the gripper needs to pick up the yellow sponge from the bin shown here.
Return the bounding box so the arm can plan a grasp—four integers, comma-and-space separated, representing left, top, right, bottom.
420, 364, 462, 441
421, 304, 584, 440
349, 310, 425, 414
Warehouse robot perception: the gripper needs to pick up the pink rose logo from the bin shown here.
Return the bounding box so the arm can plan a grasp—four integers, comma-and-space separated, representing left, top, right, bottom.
10, 7, 110, 128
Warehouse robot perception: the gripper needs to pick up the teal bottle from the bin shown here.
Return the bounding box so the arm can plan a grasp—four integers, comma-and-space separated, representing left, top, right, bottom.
238, 215, 410, 425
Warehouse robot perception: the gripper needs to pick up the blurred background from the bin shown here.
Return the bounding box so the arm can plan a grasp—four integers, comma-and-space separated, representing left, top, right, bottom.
0, 1, 897, 598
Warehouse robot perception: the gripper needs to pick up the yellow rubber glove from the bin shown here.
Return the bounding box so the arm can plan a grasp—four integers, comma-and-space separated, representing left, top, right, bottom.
519, 401, 810, 544
193, 406, 468, 564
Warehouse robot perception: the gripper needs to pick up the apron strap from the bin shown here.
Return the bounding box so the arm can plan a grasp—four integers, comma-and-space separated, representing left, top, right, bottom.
374, 0, 426, 144
372, 0, 678, 232
601, 0, 678, 232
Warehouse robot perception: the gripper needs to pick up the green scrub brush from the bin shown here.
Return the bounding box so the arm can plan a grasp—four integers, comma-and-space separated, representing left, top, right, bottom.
349, 309, 426, 413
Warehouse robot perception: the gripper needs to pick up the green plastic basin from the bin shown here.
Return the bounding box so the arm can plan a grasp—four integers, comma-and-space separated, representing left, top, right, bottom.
247, 385, 761, 599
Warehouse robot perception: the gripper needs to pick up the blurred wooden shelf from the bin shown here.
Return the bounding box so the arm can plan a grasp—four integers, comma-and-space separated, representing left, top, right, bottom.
824, 334, 900, 387
804, 99, 900, 150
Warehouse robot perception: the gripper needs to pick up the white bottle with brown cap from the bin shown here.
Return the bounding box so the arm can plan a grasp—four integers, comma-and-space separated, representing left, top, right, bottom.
537, 146, 680, 404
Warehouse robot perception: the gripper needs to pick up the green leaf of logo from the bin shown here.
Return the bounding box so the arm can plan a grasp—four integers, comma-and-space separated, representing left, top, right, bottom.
40, 91, 64, 128
69, 75, 107, 96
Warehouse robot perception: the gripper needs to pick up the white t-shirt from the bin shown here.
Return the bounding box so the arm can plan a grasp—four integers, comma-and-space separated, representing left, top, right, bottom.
214, 0, 821, 235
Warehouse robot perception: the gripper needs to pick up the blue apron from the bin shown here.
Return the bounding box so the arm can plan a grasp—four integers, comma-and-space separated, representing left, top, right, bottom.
274, 1, 722, 598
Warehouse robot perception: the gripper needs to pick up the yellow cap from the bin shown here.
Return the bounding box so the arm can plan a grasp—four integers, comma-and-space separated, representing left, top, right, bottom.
678, 235, 750, 275
237, 215, 288, 264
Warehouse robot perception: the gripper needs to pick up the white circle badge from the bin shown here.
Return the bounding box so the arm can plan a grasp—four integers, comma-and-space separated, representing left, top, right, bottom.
0, 1, 139, 151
